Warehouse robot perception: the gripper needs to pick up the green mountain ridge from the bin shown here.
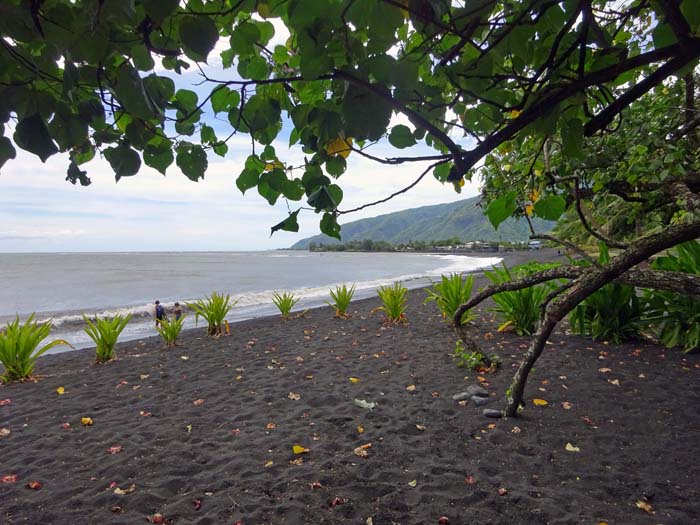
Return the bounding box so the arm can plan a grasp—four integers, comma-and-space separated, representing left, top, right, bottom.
290, 196, 552, 249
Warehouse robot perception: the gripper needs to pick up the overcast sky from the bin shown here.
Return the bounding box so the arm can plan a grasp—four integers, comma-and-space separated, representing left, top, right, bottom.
0, 20, 481, 253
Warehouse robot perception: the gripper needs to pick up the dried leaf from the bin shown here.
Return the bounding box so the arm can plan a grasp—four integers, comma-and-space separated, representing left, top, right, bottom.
498, 487, 508, 496
305, 374, 314, 380
349, 377, 361, 383
56, 386, 65, 395
106, 445, 123, 455
193, 398, 205, 406
114, 483, 136, 495
26, 480, 43, 490
289, 457, 304, 465
438, 516, 450, 524
186, 424, 192, 433
81, 417, 93, 426
110, 505, 125, 513
292, 445, 309, 454
139, 374, 149, 380
180, 356, 189, 360
329, 496, 348, 507
565, 442, 580, 452
511, 426, 522, 434
60, 422, 71, 429
353, 399, 377, 410
0, 399, 11, 406
357, 425, 364, 434
561, 401, 573, 410
406, 384, 416, 392
230, 428, 241, 436
1, 474, 18, 483
264, 460, 274, 468
464, 475, 476, 485
532, 398, 548, 406
288, 392, 301, 401
598, 368, 612, 373
407, 479, 417, 487
139, 410, 153, 417
0, 428, 10, 437
415, 424, 426, 431
266, 422, 276, 430
192, 498, 202, 510
309, 481, 324, 489
608, 379, 620, 386
146, 513, 172, 524
353, 443, 372, 458
635, 500, 655, 515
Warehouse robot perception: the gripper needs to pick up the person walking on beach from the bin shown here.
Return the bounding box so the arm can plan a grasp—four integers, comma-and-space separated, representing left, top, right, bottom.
154, 300, 167, 327
172, 302, 183, 321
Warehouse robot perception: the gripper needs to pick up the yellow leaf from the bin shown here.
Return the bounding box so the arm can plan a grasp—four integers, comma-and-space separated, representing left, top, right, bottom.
533, 398, 548, 406
56, 386, 65, 395
264, 460, 274, 468
565, 442, 580, 452
524, 204, 534, 216
264, 160, 284, 171
406, 384, 416, 392
408, 479, 417, 487
292, 445, 309, 454
325, 136, 353, 158
529, 188, 540, 202
81, 417, 93, 426
257, 1, 271, 18
509, 110, 521, 118
635, 500, 655, 514
349, 377, 361, 383
357, 425, 364, 434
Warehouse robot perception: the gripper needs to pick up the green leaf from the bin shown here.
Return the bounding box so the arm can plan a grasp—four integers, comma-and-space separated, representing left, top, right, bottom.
433, 163, 450, 182
0, 137, 17, 170
388, 124, 417, 148
131, 45, 155, 71
342, 83, 393, 142
561, 118, 585, 159
236, 168, 259, 194
14, 114, 58, 162
114, 63, 159, 120
271, 210, 300, 235
210, 86, 240, 114
179, 16, 219, 61
307, 185, 337, 211
176, 144, 207, 181
320, 212, 341, 240
105, 144, 141, 181
326, 155, 346, 177
681, 0, 700, 30
143, 0, 179, 25
143, 143, 174, 175
66, 161, 90, 186
533, 195, 567, 221
485, 192, 517, 230
201, 124, 217, 143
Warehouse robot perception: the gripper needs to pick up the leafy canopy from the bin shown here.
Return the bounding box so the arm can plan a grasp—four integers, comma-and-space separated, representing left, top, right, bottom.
1, 0, 699, 238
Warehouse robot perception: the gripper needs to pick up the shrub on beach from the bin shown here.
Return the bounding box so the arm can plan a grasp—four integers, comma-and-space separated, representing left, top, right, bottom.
187, 292, 237, 336
453, 340, 500, 371
485, 263, 555, 335
83, 314, 131, 363
272, 291, 300, 320
0, 315, 71, 382
375, 282, 408, 324
424, 273, 475, 325
643, 241, 700, 353
156, 316, 185, 347
328, 284, 356, 318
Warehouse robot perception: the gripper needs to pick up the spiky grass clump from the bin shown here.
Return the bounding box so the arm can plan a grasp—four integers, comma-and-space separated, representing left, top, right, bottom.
83, 314, 131, 363
156, 315, 185, 347
187, 292, 237, 336
424, 273, 475, 325
0, 315, 71, 382
328, 284, 356, 318
375, 282, 408, 324
272, 291, 300, 320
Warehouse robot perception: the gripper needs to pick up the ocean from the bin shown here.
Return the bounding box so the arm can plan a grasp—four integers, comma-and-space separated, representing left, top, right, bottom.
0, 251, 502, 353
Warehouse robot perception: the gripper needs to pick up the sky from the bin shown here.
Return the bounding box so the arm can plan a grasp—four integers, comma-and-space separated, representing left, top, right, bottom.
0, 20, 481, 253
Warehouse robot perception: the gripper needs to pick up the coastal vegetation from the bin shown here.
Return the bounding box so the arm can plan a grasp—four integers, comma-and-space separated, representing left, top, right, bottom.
375, 283, 409, 324
0, 315, 70, 382
272, 291, 300, 320
328, 284, 356, 318
83, 314, 131, 363
187, 293, 236, 337
155, 316, 186, 348
424, 273, 475, 325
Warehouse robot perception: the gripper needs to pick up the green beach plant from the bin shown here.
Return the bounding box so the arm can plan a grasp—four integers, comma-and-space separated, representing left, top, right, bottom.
328, 284, 356, 318
155, 315, 185, 347
485, 263, 555, 336
453, 340, 501, 371
187, 292, 237, 336
83, 314, 131, 363
0, 315, 71, 382
424, 273, 475, 324
272, 291, 300, 320
375, 282, 408, 324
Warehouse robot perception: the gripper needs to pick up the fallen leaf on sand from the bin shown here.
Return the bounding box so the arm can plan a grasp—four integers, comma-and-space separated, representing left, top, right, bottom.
406, 384, 416, 392
354, 399, 377, 410
561, 401, 573, 410
288, 392, 301, 401
264, 460, 274, 468
309, 481, 324, 489
464, 475, 476, 485
407, 479, 417, 487
140, 374, 149, 380
193, 399, 205, 406
477, 376, 487, 383
110, 505, 125, 513
353, 443, 372, 458
56, 386, 65, 395
0, 399, 11, 406
114, 484, 136, 495
438, 517, 450, 525
305, 374, 314, 380
330, 496, 348, 507
598, 368, 612, 373
26, 480, 43, 490
498, 487, 508, 496
146, 513, 172, 524
1, 475, 18, 483
186, 424, 192, 433
180, 356, 189, 361
511, 426, 522, 434
289, 457, 304, 465
81, 417, 93, 426
266, 422, 277, 430
106, 445, 123, 455
108, 482, 118, 489
608, 379, 620, 386
431, 391, 440, 397
416, 424, 426, 431
0, 428, 10, 437
565, 442, 580, 452
486, 423, 496, 429
635, 500, 655, 515
293, 445, 310, 454
349, 377, 361, 383
140, 410, 152, 417
192, 498, 202, 510
533, 398, 548, 406
60, 422, 71, 429
357, 425, 364, 434
231, 428, 241, 436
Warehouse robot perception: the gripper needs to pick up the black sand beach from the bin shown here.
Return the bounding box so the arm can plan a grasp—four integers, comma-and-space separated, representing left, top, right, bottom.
1, 252, 699, 524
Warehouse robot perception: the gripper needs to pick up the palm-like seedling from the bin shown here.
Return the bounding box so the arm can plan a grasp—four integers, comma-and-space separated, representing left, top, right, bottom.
328, 284, 356, 318
187, 292, 237, 336
0, 315, 71, 382
375, 282, 408, 324
424, 273, 475, 325
272, 291, 300, 320
83, 314, 131, 363
156, 315, 186, 347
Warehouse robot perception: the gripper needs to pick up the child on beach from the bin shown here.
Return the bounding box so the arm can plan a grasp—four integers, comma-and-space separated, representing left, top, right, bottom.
172, 302, 182, 320
154, 300, 167, 327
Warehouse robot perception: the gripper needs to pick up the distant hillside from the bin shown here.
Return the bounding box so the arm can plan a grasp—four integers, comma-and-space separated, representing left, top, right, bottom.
290, 196, 553, 249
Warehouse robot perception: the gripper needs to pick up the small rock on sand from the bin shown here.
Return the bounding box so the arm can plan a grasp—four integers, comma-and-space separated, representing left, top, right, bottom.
483, 409, 503, 418
471, 395, 490, 406
465, 385, 489, 397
